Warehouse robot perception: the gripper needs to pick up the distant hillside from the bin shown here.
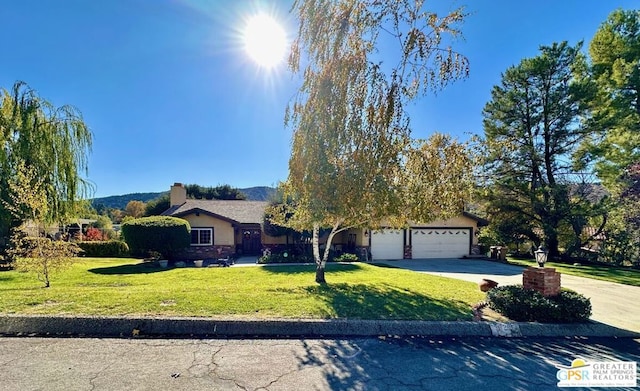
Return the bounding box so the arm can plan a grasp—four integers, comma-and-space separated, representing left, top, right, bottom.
91, 186, 276, 210
240, 186, 277, 201
91, 192, 166, 210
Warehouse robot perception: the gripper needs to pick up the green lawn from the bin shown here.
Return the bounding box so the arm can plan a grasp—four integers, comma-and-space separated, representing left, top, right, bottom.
507, 257, 640, 287
0, 258, 485, 320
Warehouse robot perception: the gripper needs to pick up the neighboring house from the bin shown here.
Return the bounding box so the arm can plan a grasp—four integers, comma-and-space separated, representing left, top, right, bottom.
21, 218, 96, 239
163, 183, 487, 261
60, 218, 97, 239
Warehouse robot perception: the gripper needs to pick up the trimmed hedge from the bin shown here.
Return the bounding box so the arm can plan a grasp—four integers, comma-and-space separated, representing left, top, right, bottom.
487, 285, 592, 323
121, 216, 190, 259
77, 240, 129, 257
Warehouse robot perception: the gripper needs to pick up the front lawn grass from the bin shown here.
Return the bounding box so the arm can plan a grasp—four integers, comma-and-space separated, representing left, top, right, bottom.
0, 258, 485, 320
507, 257, 640, 287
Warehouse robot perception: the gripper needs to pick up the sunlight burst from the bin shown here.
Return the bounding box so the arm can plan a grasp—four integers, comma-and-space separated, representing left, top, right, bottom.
243, 14, 288, 68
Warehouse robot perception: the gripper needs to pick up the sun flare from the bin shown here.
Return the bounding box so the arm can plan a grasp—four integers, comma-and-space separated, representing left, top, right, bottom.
243, 14, 287, 68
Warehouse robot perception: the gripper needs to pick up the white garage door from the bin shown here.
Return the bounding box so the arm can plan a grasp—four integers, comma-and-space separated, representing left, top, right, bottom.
411, 229, 470, 259
370, 229, 404, 260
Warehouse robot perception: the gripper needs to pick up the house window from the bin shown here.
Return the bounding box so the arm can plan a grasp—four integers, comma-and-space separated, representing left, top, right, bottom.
191, 228, 213, 246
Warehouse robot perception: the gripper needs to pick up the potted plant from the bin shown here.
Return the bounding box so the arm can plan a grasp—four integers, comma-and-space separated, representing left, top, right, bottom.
193, 259, 204, 268
148, 251, 168, 268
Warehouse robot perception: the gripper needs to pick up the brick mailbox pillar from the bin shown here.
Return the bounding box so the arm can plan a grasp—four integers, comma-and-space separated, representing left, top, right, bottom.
523, 267, 561, 297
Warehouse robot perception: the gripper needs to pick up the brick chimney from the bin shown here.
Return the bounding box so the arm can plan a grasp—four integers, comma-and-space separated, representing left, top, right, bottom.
170, 183, 187, 206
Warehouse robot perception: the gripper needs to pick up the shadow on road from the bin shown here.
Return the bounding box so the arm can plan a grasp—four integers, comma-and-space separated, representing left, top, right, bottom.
293, 336, 640, 390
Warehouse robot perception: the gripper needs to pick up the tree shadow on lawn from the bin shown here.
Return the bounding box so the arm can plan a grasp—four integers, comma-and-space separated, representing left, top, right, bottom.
569, 265, 640, 286
276, 282, 474, 320
88, 262, 170, 275
260, 263, 364, 275
0, 273, 16, 282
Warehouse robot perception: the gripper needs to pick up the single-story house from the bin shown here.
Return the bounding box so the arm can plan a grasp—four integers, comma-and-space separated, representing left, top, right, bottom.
161, 183, 281, 259
163, 183, 487, 260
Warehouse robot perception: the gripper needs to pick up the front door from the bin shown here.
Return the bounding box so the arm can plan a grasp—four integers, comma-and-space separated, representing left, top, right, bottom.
242, 230, 262, 255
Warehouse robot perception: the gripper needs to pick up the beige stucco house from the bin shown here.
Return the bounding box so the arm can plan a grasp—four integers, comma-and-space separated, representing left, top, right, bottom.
162, 183, 287, 259
163, 183, 486, 260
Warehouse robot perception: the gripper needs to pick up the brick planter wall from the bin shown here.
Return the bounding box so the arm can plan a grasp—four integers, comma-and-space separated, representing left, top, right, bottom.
176, 245, 234, 260
523, 267, 561, 297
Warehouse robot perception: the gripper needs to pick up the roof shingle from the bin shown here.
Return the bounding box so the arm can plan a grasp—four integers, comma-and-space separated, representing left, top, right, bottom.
163, 200, 268, 225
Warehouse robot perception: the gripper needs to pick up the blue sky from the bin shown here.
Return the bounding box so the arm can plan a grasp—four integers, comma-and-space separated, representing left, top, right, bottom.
1, 0, 637, 198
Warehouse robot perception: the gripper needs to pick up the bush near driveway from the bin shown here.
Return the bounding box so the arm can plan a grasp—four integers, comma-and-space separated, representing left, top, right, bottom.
487, 285, 592, 323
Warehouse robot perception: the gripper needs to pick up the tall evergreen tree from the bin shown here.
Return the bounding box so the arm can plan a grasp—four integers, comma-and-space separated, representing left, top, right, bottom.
480, 42, 601, 258
578, 9, 640, 189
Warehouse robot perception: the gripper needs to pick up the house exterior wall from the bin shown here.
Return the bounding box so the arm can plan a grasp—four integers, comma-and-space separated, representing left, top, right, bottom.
182, 214, 235, 245
171, 214, 233, 260
263, 234, 288, 245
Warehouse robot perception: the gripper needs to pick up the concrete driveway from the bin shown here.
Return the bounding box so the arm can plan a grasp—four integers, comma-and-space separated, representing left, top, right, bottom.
376, 259, 640, 334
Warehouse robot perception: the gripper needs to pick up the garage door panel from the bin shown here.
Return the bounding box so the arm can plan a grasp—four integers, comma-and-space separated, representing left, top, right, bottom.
370, 229, 404, 260
411, 229, 470, 259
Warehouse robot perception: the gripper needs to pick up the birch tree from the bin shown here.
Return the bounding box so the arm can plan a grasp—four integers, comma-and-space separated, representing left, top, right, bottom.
281, 0, 470, 283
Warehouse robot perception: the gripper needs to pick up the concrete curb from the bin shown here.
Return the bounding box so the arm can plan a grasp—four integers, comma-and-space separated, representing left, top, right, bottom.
1, 315, 638, 339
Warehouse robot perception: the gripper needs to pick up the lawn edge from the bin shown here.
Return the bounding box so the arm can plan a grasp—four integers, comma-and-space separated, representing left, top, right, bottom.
1, 314, 637, 339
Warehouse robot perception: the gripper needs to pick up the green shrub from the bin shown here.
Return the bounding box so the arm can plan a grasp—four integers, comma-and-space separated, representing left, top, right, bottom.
257, 251, 313, 264
121, 216, 190, 259
77, 240, 129, 257
334, 253, 359, 262
487, 285, 592, 323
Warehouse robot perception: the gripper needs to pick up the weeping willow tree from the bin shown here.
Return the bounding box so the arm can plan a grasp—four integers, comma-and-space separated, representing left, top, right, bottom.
277, 0, 471, 283
0, 81, 93, 239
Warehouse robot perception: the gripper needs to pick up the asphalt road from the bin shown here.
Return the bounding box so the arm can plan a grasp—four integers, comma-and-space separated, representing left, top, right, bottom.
1, 336, 638, 390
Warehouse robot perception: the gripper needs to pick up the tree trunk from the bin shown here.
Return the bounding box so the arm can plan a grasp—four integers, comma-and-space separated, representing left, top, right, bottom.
311, 220, 345, 284
546, 234, 560, 260
311, 224, 326, 283
315, 264, 326, 284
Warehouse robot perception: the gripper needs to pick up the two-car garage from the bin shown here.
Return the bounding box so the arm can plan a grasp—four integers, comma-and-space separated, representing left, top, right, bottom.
411, 228, 471, 259
370, 227, 473, 260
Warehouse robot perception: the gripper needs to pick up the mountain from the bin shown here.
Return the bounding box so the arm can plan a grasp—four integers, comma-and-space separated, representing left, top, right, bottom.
91, 192, 165, 210
91, 186, 276, 210
239, 186, 277, 201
